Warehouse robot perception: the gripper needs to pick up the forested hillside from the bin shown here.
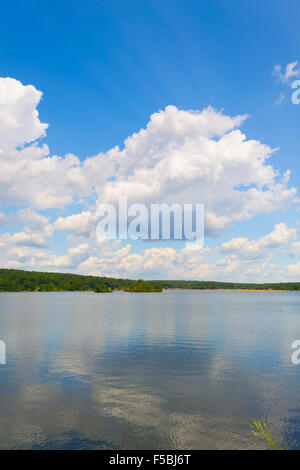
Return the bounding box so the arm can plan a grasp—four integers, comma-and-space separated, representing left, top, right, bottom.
151, 280, 300, 290
0, 269, 299, 292
0, 269, 136, 292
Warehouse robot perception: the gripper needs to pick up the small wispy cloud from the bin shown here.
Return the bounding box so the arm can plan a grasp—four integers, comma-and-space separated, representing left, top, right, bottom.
273, 61, 300, 84
274, 92, 285, 106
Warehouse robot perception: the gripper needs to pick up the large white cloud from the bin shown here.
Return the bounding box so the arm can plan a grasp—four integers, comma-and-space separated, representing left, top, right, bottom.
0, 76, 299, 280
0, 77, 297, 228
0, 208, 53, 249
67, 223, 295, 281
0, 77, 114, 208
100, 105, 296, 235
54, 211, 97, 236
49, 104, 297, 238
76, 239, 213, 279
220, 223, 296, 260
0, 218, 298, 281
0, 77, 48, 150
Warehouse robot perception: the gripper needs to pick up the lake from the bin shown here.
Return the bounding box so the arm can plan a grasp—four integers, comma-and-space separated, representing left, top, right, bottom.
0, 290, 299, 449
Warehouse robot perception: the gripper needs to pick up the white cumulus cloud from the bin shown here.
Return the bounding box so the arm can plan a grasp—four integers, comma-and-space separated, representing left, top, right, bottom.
220, 223, 296, 260
100, 106, 296, 235
0, 76, 299, 280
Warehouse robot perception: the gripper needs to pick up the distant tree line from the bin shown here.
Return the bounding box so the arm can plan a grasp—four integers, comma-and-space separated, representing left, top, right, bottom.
149, 280, 300, 291
95, 280, 162, 293
0, 269, 299, 292
122, 280, 163, 292
0, 269, 163, 292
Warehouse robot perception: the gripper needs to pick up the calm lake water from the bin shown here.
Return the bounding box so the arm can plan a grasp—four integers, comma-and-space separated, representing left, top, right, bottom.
0, 290, 300, 449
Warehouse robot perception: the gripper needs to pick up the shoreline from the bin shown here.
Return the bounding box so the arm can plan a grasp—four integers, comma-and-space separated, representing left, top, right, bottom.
0, 289, 298, 293
163, 288, 298, 292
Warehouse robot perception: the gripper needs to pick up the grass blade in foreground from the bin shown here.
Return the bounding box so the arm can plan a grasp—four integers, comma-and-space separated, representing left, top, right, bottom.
250, 420, 285, 450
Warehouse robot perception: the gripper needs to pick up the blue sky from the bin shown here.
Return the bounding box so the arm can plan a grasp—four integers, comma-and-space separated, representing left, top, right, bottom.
0, 0, 300, 281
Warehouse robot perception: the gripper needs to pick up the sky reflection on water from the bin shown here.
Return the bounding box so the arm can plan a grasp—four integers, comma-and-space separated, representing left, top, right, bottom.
0, 291, 300, 449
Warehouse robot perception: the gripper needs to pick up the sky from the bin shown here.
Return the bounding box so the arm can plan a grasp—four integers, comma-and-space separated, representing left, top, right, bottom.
0, 0, 300, 281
